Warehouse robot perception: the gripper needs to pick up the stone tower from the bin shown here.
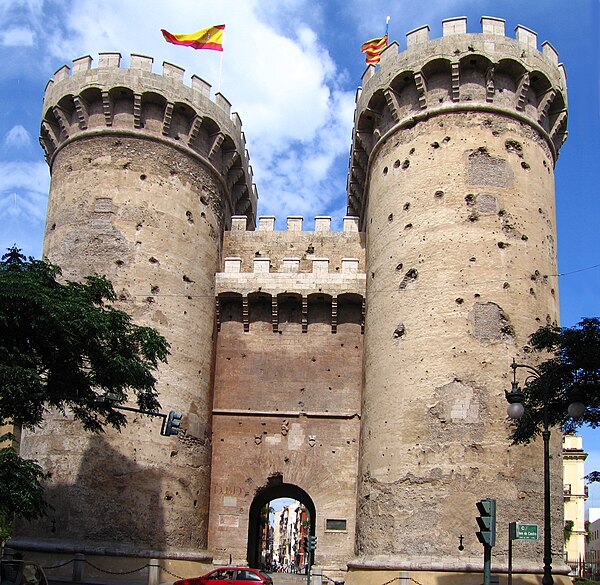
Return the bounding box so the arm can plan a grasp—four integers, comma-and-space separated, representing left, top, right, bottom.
348, 16, 568, 580
11, 14, 572, 585
18, 53, 256, 558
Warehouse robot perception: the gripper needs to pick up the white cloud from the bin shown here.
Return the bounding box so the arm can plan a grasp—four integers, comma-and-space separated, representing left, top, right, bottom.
0, 0, 43, 24
0, 0, 44, 45
0, 162, 49, 223
4, 125, 32, 148
1, 27, 35, 46
30, 0, 357, 220
14, 0, 476, 227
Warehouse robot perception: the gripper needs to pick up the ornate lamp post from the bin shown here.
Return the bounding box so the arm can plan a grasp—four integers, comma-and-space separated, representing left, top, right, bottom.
505, 359, 585, 585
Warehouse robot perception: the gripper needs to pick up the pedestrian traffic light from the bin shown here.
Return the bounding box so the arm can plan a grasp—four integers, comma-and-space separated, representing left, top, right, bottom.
165, 410, 182, 436
476, 498, 496, 547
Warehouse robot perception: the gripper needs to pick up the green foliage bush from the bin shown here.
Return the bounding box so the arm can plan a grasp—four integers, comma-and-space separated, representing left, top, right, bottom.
0, 247, 169, 539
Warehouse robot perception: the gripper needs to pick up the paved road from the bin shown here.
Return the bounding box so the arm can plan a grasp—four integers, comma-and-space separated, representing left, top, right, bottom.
267, 573, 308, 585
267, 573, 344, 585
49, 570, 334, 585
155, 573, 308, 585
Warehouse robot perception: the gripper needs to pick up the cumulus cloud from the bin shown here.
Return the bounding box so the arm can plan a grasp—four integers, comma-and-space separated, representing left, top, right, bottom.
32, 0, 357, 221
10, 0, 463, 228
1, 27, 35, 46
4, 125, 32, 148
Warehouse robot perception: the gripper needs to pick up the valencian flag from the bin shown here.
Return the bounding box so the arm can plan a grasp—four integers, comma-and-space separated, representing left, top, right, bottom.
161, 24, 225, 51
360, 34, 388, 65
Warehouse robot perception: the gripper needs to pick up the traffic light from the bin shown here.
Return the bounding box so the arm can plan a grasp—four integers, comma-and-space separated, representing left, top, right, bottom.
305, 535, 318, 551
165, 410, 182, 436
476, 499, 496, 547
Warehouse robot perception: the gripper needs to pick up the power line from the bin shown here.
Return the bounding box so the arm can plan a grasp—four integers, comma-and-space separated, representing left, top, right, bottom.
105, 261, 600, 300
558, 264, 600, 277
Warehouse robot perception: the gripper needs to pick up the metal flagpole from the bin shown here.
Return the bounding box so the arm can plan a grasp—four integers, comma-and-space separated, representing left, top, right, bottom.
218, 50, 224, 93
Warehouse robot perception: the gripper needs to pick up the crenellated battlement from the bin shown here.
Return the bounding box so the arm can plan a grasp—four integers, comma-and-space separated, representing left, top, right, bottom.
229, 215, 360, 233
368, 16, 566, 90
40, 53, 257, 225
22, 13, 573, 576
217, 214, 366, 331
220, 213, 364, 294
347, 16, 568, 220
401, 16, 563, 62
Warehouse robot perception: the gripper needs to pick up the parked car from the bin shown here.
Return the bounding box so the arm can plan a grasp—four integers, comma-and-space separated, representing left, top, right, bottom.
0, 559, 48, 585
174, 567, 273, 585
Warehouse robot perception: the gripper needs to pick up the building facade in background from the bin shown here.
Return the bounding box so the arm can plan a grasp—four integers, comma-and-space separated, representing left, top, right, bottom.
269, 502, 309, 573
563, 434, 588, 575
587, 509, 600, 579
11, 15, 572, 585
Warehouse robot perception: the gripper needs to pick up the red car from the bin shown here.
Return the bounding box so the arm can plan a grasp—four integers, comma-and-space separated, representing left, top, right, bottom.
174, 567, 273, 585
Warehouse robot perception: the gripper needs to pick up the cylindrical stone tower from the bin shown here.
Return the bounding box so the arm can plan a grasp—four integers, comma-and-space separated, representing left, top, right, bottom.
349, 17, 568, 581
15, 53, 256, 567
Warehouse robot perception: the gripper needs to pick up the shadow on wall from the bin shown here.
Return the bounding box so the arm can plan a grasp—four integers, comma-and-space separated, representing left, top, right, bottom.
15, 435, 167, 551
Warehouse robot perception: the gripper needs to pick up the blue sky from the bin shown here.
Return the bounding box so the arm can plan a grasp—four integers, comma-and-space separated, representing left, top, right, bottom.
1, 0, 599, 504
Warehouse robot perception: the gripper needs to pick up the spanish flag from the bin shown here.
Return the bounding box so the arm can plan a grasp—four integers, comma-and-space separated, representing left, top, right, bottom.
161, 25, 225, 51
360, 34, 388, 65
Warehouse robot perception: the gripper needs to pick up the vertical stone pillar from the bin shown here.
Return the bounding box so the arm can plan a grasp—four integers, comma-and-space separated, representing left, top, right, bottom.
147, 558, 160, 585
15, 54, 256, 560
348, 17, 568, 578
72, 553, 85, 582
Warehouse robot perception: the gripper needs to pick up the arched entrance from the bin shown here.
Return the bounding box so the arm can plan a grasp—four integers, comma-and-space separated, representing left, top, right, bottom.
247, 482, 316, 570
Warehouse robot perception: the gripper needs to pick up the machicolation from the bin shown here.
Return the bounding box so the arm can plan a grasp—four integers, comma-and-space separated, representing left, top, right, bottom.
14, 15, 570, 585
41, 53, 257, 225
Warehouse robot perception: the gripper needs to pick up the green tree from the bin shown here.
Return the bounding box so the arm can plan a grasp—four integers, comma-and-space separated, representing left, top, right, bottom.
0, 246, 169, 537
0, 448, 49, 542
509, 318, 600, 444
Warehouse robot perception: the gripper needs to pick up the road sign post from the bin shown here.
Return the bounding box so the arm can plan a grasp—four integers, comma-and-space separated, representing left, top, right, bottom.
508, 522, 539, 585
510, 522, 539, 540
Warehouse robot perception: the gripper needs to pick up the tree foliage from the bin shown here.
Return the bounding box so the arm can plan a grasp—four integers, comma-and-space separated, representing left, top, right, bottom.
0, 246, 170, 527
0, 246, 170, 432
0, 447, 50, 538
585, 471, 600, 484
510, 318, 600, 444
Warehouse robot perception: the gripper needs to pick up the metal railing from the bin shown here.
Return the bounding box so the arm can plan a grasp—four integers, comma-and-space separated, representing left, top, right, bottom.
2, 550, 181, 585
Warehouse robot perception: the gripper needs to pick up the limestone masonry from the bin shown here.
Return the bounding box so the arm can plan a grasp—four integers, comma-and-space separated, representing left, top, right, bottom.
13, 15, 571, 584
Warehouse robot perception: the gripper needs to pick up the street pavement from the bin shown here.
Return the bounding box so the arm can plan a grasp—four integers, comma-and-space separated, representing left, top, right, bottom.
157, 572, 309, 585
267, 575, 311, 585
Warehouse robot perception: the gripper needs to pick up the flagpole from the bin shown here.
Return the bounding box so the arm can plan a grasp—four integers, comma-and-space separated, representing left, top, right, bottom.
217, 26, 225, 94
385, 16, 390, 38
218, 50, 223, 93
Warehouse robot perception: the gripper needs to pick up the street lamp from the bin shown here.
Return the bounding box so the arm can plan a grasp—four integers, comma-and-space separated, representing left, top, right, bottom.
505, 359, 586, 585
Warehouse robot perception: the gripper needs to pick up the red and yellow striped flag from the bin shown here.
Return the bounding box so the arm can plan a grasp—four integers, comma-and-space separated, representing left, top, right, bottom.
360, 34, 388, 65
161, 24, 225, 51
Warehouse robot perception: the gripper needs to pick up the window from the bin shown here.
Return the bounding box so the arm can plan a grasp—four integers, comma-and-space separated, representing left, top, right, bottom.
326, 519, 347, 531
207, 570, 234, 580
238, 571, 262, 581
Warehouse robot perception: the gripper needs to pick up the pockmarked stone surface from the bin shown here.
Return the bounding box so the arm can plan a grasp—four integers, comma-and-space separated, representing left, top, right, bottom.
13, 14, 570, 584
